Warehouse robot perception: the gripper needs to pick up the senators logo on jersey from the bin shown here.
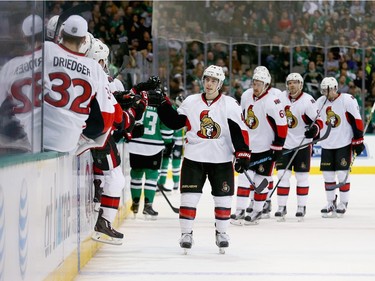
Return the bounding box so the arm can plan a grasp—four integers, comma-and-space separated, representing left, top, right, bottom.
326, 106, 341, 128
197, 111, 221, 139
285, 106, 298, 128
245, 105, 259, 129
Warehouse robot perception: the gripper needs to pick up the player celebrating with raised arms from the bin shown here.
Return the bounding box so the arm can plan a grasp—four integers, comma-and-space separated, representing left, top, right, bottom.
316, 77, 364, 218
151, 65, 250, 254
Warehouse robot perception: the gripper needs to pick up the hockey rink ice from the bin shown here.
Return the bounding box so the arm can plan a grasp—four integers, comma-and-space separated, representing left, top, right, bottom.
75, 174, 375, 281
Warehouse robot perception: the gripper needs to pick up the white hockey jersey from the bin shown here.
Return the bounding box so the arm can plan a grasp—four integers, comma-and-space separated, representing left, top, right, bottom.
241, 87, 287, 153
317, 93, 363, 149
42, 41, 115, 152
0, 46, 43, 152
177, 93, 248, 163
281, 91, 323, 149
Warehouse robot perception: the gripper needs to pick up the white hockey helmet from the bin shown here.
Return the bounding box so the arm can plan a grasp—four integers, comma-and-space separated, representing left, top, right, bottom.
78, 32, 94, 55
202, 65, 226, 90
86, 38, 110, 70
254, 66, 269, 75
286, 73, 304, 93
252, 69, 271, 85
320, 77, 338, 95
22, 14, 43, 37
46, 15, 59, 40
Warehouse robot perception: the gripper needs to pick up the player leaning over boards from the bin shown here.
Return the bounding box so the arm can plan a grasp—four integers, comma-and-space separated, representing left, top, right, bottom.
274, 73, 323, 221
42, 15, 115, 153
85, 38, 154, 245
152, 65, 250, 254
316, 77, 364, 218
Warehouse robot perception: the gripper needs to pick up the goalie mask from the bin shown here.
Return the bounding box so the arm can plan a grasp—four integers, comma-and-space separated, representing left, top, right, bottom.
202, 65, 225, 91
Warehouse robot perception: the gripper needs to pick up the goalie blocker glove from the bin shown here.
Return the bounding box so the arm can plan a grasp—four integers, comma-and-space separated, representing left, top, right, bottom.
234, 151, 251, 173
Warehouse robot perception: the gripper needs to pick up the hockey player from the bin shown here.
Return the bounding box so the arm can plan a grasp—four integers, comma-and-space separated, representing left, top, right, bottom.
128, 87, 174, 220
0, 14, 43, 154
42, 15, 115, 153
157, 93, 185, 191
154, 65, 250, 253
230, 66, 286, 225
316, 77, 364, 217
84, 38, 160, 244
274, 73, 323, 221
238, 67, 287, 225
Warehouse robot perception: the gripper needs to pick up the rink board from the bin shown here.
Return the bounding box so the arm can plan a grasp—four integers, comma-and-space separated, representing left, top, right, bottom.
0, 137, 373, 281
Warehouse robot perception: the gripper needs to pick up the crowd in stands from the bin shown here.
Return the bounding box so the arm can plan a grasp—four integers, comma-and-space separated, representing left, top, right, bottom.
46, 0, 375, 133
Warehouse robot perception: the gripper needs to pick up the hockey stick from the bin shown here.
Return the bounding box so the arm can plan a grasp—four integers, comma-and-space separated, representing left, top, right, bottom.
54, 3, 92, 42
243, 170, 269, 194
269, 95, 330, 199
112, 42, 130, 79
326, 152, 357, 191
364, 101, 375, 133
158, 185, 179, 213
248, 123, 332, 168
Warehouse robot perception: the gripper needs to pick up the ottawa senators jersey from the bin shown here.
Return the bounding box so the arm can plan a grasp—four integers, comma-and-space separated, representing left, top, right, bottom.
241, 87, 287, 153
0, 46, 43, 152
177, 93, 249, 163
281, 91, 323, 149
317, 93, 363, 149
42, 41, 115, 152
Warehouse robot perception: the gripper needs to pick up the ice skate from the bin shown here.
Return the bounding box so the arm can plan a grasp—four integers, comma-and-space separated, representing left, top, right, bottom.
91, 209, 123, 245
244, 211, 262, 225
275, 206, 287, 222
321, 201, 337, 218
143, 203, 158, 220
93, 179, 103, 212
215, 231, 229, 254
173, 182, 179, 190
179, 232, 193, 254
295, 206, 306, 222
230, 209, 245, 226
130, 202, 139, 219
246, 200, 254, 213
336, 202, 348, 218
261, 200, 272, 219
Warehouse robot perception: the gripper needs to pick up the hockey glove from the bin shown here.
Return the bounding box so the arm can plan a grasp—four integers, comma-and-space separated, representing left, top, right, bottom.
304, 123, 319, 139
148, 88, 171, 107
0, 96, 27, 140
132, 90, 148, 120
352, 137, 365, 155
270, 145, 283, 162
133, 76, 161, 93
234, 151, 251, 173
131, 123, 145, 138
113, 90, 135, 110
163, 141, 174, 157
